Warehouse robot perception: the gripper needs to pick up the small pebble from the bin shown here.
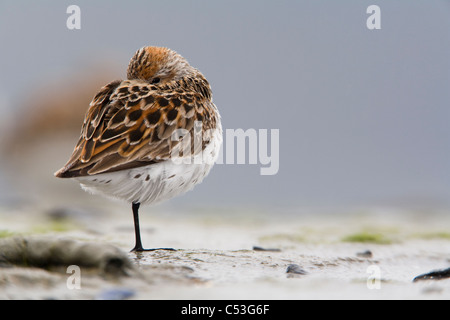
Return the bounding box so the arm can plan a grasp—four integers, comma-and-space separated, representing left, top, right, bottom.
253, 246, 281, 252
356, 250, 373, 258
96, 288, 135, 300
286, 264, 307, 275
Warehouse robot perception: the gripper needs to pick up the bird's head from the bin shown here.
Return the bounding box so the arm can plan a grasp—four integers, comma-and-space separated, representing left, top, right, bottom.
126, 46, 196, 84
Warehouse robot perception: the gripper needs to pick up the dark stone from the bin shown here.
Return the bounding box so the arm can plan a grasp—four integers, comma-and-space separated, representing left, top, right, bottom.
252, 246, 281, 252
286, 264, 307, 275
413, 268, 450, 282
356, 250, 373, 258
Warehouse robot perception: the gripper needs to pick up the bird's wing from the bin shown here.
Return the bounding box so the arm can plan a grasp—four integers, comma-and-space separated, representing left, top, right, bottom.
55, 79, 217, 178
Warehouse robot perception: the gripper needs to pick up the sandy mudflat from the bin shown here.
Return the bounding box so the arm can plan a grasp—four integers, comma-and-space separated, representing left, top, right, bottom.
0, 203, 449, 300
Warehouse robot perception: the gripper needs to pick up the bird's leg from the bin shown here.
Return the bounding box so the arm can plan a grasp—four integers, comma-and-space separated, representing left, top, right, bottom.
130, 202, 175, 252
131, 202, 145, 252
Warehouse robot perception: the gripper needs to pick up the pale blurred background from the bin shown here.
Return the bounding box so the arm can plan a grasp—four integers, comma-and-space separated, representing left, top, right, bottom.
0, 0, 449, 213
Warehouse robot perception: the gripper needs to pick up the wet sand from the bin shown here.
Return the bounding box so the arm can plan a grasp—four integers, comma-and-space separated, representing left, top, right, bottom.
0, 203, 449, 299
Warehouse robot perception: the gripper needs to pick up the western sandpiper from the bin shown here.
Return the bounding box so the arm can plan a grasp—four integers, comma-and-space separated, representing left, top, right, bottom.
55, 46, 222, 251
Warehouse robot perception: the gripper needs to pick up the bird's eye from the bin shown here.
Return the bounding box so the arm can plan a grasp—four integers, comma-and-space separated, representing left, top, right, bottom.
151, 77, 161, 84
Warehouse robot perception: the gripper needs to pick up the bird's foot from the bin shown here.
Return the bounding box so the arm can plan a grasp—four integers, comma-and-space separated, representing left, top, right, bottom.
131, 246, 176, 253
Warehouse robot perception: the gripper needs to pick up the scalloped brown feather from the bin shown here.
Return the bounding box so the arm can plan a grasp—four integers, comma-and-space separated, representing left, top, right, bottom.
55, 48, 218, 178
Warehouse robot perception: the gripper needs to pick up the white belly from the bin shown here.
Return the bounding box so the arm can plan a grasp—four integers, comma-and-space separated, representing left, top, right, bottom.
76, 124, 222, 205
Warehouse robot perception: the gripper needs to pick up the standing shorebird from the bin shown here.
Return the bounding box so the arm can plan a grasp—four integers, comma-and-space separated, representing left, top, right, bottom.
55, 46, 222, 252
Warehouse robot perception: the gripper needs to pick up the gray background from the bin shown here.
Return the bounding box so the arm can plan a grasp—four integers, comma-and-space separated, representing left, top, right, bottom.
0, 0, 449, 209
